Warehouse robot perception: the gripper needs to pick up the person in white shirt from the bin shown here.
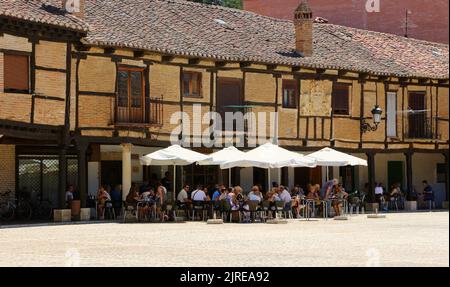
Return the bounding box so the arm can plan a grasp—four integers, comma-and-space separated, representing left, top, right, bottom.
191, 185, 207, 201
374, 183, 386, 210
177, 185, 190, 203
279, 186, 292, 205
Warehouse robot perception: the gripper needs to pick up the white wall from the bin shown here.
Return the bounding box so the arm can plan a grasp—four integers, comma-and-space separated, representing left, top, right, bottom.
87, 162, 99, 196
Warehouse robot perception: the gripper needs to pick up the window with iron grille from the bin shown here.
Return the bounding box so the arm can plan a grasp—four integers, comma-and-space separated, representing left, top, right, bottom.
332, 83, 351, 115
17, 155, 78, 208
4, 53, 30, 93
182, 71, 202, 98
282, 79, 298, 109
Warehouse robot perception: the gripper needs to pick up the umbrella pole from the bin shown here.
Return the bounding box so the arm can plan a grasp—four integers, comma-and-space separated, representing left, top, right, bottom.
268, 168, 271, 192
229, 168, 232, 187
173, 165, 176, 201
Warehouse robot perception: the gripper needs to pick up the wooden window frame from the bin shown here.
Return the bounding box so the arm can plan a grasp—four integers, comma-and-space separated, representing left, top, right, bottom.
116, 66, 146, 124
3, 52, 31, 94
332, 82, 351, 115
182, 71, 202, 98
282, 79, 298, 109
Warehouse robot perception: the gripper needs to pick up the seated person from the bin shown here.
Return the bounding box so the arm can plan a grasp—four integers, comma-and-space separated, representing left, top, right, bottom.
191, 185, 207, 201
248, 186, 263, 202
278, 185, 292, 210
97, 185, 111, 220
331, 184, 348, 216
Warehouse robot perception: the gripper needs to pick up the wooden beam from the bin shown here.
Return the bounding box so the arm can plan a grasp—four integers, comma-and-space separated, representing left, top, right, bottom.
133, 50, 145, 58
239, 61, 252, 68
104, 47, 116, 54
162, 55, 175, 63
266, 64, 278, 71
188, 58, 201, 65
215, 61, 226, 67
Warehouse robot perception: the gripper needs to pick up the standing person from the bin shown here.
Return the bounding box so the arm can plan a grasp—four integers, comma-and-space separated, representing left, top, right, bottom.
65, 184, 75, 209
155, 185, 166, 221
97, 185, 111, 220
110, 184, 122, 215
323, 179, 338, 200
374, 183, 384, 200
161, 171, 171, 191
422, 180, 434, 209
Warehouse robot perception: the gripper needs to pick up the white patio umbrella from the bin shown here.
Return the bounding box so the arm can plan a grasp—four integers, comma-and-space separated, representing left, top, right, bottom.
197, 146, 246, 187
220, 143, 317, 189
305, 147, 367, 181
140, 145, 210, 197
307, 147, 367, 167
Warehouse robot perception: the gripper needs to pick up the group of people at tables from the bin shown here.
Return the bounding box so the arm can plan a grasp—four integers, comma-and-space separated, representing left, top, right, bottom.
95, 178, 349, 221
175, 178, 349, 222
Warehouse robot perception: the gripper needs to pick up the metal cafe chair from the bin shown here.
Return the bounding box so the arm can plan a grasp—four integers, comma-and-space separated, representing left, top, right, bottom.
219, 199, 232, 222
260, 200, 271, 222
192, 201, 207, 221
247, 200, 261, 222
103, 200, 116, 220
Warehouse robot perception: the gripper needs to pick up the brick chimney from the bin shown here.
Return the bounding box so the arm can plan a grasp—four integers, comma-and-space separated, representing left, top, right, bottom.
294, 0, 313, 57
62, 0, 85, 19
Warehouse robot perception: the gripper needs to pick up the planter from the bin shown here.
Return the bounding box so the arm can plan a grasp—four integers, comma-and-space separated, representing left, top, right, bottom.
80, 208, 91, 221
405, 201, 417, 211
71, 200, 81, 220
54, 209, 71, 222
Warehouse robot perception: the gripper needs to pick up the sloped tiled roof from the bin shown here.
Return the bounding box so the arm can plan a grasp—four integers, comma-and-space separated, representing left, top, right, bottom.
81, 0, 449, 79
1, 0, 448, 80
0, 0, 88, 32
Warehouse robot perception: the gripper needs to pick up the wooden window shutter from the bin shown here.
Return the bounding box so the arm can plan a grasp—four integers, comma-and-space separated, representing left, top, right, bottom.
4, 54, 30, 92
332, 83, 350, 115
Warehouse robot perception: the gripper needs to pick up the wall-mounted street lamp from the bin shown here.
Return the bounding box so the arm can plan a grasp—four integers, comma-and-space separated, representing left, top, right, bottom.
361, 105, 383, 133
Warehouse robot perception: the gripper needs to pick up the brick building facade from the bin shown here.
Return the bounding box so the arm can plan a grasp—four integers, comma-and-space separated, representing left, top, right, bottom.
1, 0, 449, 215
244, 0, 449, 44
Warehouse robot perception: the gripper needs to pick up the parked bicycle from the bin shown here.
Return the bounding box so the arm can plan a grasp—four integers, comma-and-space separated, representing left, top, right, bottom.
0, 189, 53, 221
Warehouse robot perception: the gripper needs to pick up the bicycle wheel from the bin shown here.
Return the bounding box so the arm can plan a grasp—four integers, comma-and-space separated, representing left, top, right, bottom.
36, 201, 53, 220
0, 202, 15, 221
16, 201, 32, 220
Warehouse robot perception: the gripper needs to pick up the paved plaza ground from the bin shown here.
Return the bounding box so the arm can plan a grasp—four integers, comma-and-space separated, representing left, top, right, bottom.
0, 212, 448, 267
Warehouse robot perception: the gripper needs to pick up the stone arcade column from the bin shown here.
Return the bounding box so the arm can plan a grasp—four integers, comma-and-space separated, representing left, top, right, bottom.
121, 143, 132, 201
405, 151, 413, 200
366, 152, 376, 203
77, 142, 88, 208
58, 146, 67, 209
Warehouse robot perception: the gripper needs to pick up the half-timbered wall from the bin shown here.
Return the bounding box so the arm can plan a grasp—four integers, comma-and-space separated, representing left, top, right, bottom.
0, 33, 68, 126
72, 47, 449, 152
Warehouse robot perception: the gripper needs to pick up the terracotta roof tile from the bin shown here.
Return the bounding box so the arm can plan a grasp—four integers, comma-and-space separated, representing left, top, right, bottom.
81, 0, 448, 79
0, 0, 88, 32
2, 0, 448, 79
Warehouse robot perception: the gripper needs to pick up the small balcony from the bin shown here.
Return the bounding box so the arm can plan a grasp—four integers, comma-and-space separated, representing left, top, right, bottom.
115, 97, 163, 126
406, 117, 436, 139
